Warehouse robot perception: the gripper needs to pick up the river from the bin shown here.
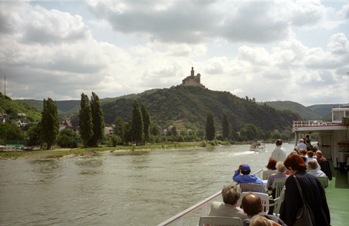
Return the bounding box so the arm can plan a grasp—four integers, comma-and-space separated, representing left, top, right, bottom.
0, 143, 295, 226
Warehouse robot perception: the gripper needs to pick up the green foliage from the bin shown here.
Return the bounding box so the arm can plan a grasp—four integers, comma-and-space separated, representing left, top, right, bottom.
205, 111, 215, 141
100, 86, 301, 135
0, 92, 41, 121
26, 123, 41, 146
109, 134, 123, 146
89, 92, 105, 147
141, 104, 150, 141
16, 87, 311, 138
0, 122, 24, 141
230, 126, 240, 141
150, 124, 160, 136
169, 126, 178, 136
114, 116, 125, 141
222, 112, 230, 140
41, 98, 59, 149
57, 128, 78, 148
240, 123, 258, 141
308, 104, 337, 121
131, 100, 144, 145
79, 93, 93, 147
263, 101, 320, 120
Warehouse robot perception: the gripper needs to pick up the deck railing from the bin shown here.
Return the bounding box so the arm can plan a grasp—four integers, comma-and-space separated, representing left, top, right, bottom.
293, 120, 343, 128
157, 169, 263, 226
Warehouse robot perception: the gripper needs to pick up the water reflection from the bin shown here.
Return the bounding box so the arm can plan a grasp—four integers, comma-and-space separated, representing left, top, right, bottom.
75, 157, 103, 175
29, 159, 61, 183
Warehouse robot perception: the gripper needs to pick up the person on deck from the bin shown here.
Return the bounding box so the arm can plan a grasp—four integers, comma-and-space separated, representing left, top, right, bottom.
315, 150, 332, 180
266, 161, 287, 190
271, 139, 287, 162
233, 164, 264, 185
262, 158, 278, 180
280, 152, 330, 226
250, 215, 282, 226
241, 193, 286, 226
316, 150, 327, 162
306, 151, 316, 162
307, 159, 327, 177
295, 138, 307, 153
208, 184, 247, 221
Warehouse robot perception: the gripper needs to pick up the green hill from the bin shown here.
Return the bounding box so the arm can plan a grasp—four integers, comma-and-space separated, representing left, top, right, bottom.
0, 93, 41, 122
263, 101, 321, 120
308, 104, 342, 121
101, 86, 301, 132
13, 87, 305, 132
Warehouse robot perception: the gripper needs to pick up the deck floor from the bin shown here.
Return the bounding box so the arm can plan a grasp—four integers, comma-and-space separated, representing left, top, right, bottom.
325, 169, 349, 226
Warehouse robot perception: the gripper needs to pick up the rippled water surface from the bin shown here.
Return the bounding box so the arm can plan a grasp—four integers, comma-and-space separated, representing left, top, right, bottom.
0, 143, 295, 226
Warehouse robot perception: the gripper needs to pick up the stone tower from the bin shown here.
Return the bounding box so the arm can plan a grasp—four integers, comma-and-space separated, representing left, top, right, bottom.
181, 67, 205, 88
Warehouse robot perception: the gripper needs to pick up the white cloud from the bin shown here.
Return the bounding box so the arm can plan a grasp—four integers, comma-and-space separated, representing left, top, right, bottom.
0, 0, 348, 106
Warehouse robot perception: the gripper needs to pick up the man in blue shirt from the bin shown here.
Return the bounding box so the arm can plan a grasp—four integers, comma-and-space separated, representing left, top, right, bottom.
233, 164, 264, 185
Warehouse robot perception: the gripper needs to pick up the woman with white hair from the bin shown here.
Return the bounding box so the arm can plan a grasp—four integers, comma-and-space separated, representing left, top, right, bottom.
266, 161, 287, 189
208, 184, 247, 221
307, 159, 326, 177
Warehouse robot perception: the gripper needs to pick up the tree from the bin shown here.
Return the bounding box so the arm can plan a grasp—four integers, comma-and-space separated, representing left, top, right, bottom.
41, 98, 59, 150
141, 104, 150, 142
114, 116, 125, 142
131, 100, 144, 145
0, 122, 24, 141
79, 93, 93, 147
123, 121, 132, 144
57, 128, 78, 148
170, 126, 178, 136
222, 112, 230, 140
150, 124, 160, 136
205, 111, 215, 141
89, 92, 104, 147
26, 123, 41, 146
230, 126, 240, 141
240, 123, 258, 141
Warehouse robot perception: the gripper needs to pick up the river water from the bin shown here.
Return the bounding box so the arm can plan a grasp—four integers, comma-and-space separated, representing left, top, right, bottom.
0, 143, 295, 226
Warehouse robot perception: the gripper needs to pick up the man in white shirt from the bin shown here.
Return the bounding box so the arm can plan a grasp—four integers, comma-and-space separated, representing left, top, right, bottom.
307, 160, 327, 177
295, 138, 307, 152
271, 139, 287, 162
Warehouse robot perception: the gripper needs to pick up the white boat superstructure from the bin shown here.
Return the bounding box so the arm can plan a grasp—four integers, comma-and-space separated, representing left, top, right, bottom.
292, 106, 349, 168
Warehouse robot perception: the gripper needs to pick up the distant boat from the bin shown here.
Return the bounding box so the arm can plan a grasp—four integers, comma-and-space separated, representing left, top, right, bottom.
249, 141, 266, 152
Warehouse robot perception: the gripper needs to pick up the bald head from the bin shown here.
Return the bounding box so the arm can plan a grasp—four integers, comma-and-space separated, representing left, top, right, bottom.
241, 193, 263, 216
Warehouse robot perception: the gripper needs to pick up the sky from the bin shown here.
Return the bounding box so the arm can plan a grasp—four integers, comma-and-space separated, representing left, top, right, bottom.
0, 0, 349, 106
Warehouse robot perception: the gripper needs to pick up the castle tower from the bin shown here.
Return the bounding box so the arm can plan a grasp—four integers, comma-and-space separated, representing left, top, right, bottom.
191, 67, 194, 76
181, 67, 205, 88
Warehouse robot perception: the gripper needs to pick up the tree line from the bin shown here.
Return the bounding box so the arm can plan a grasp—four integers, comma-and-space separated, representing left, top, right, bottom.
0, 92, 290, 149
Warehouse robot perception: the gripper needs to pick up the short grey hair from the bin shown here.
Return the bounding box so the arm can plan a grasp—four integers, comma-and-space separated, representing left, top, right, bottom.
276, 161, 286, 173
221, 184, 241, 205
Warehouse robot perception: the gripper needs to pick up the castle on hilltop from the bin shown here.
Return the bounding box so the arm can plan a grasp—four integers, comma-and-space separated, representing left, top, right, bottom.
181, 67, 205, 88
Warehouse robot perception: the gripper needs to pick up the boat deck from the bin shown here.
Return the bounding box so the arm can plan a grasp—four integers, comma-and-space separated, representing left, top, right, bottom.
157, 165, 349, 226
326, 168, 349, 226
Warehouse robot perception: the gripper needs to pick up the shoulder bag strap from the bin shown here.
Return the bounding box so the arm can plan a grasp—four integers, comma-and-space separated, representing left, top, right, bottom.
293, 175, 307, 205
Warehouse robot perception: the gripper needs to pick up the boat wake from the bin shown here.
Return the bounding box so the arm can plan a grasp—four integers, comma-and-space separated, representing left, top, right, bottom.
233, 151, 256, 156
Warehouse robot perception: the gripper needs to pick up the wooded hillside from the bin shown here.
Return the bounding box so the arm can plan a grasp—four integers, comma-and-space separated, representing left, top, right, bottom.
101, 86, 301, 132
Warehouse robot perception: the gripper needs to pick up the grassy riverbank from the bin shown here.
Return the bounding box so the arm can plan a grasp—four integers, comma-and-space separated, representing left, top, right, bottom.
0, 141, 229, 160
